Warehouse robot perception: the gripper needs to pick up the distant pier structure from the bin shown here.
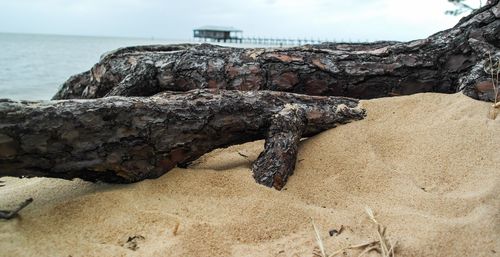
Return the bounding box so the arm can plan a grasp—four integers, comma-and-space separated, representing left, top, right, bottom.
193, 25, 331, 46
193, 26, 243, 43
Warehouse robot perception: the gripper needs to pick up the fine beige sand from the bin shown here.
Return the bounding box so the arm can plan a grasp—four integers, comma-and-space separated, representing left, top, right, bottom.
0, 93, 499, 257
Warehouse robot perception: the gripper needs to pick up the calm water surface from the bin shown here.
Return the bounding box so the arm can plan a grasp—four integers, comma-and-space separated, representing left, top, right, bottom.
0, 33, 189, 100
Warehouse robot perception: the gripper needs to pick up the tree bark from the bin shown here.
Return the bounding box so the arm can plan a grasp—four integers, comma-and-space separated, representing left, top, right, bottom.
0, 89, 365, 189
252, 105, 307, 190
53, 1, 500, 102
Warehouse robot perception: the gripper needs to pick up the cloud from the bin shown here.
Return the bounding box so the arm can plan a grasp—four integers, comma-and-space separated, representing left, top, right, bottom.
0, 0, 468, 41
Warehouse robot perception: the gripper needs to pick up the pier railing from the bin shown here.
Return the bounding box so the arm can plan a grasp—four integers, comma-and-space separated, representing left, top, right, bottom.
193, 36, 364, 46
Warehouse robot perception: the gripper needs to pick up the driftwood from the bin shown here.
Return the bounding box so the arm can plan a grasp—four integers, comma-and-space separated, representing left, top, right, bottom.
0, 89, 365, 190
53, 1, 500, 102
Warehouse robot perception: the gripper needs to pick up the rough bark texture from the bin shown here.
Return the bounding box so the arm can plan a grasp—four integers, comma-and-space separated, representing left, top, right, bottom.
252, 105, 307, 190
53, 1, 500, 102
0, 89, 365, 189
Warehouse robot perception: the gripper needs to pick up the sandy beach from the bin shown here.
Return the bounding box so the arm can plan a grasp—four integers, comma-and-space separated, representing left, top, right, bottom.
1, 92, 499, 257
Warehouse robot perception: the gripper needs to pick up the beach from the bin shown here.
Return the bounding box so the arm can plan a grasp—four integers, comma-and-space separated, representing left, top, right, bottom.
1, 92, 498, 257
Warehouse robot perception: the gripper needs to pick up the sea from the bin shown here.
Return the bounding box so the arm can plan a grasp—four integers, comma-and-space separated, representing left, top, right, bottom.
0, 33, 258, 100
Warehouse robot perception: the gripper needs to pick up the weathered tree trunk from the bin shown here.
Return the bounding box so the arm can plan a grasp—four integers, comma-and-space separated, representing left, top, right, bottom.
53, 1, 500, 102
0, 89, 365, 189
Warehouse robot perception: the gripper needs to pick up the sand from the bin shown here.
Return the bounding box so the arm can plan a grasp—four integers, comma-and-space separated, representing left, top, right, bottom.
0, 92, 499, 257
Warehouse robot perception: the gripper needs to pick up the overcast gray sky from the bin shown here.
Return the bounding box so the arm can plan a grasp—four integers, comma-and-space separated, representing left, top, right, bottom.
0, 0, 480, 41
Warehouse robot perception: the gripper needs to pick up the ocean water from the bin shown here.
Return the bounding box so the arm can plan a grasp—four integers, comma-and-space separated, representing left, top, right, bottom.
0, 33, 192, 100
0, 33, 289, 100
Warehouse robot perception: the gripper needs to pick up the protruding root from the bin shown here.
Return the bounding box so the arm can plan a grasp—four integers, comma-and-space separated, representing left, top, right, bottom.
0, 198, 33, 220
252, 105, 307, 190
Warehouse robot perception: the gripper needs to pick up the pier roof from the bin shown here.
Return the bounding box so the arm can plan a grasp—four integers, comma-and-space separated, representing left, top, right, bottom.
194, 26, 242, 32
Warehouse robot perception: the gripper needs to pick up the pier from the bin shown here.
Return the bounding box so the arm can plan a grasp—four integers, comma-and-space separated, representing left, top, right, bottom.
193, 26, 243, 43
193, 26, 332, 46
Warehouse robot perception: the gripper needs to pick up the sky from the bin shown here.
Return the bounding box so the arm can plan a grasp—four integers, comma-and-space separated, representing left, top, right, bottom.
0, 0, 482, 42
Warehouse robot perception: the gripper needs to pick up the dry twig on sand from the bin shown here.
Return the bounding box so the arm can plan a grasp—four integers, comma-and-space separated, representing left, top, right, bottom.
364, 207, 397, 257
311, 207, 397, 257
486, 53, 500, 119
311, 218, 327, 257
